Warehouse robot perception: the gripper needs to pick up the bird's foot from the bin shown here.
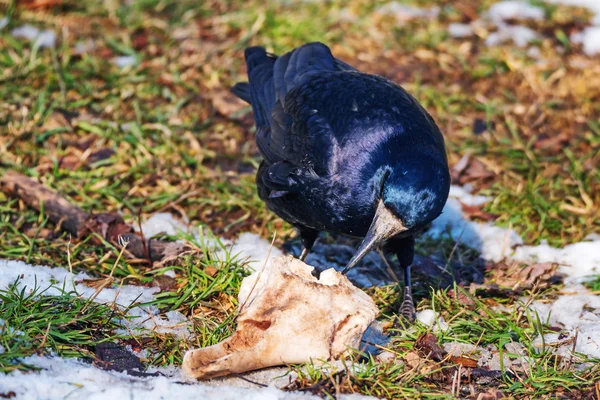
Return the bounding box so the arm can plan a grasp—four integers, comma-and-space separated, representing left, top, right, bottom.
399, 286, 416, 323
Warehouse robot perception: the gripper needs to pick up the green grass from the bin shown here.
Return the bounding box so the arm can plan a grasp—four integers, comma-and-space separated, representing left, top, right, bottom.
0, 280, 122, 373
288, 286, 599, 398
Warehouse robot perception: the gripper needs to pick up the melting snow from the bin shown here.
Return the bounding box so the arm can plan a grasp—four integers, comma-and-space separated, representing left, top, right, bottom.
531, 286, 600, 358
376, 2, 439, 23
545, 0, 600, 54
485, 24, 540, 47
571, 26, 600, 55
112, 55, 138, 68
11, 24, 56, 48
448, 23, 474, 38
486, 1, 545, 24
0, 355, 362, 400
135, 212, 190, 238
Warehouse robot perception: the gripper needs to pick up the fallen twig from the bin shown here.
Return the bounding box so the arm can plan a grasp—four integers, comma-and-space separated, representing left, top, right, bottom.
0, 171, 188, 262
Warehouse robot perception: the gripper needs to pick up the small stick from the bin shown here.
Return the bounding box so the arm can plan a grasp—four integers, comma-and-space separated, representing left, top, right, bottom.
0, 171, 188, 262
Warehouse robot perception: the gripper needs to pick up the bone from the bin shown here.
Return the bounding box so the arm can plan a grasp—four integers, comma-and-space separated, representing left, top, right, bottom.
182, 255, 379, 379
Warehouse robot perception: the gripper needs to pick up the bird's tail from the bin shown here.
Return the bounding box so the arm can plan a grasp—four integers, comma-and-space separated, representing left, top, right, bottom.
230, 47, 277, 127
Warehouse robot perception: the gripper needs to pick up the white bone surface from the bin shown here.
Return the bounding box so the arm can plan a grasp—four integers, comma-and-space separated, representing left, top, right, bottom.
183, 255, 379, 379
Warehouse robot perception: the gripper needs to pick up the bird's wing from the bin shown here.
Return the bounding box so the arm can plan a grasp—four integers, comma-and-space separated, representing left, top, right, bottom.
263, 43, 351, 167
242, 43, 358, 196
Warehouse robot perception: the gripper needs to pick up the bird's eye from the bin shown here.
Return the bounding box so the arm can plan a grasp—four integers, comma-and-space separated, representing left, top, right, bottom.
420, 192, 430, 200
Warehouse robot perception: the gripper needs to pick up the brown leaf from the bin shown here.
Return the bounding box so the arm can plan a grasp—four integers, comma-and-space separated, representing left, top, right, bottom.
415, 333, 445, 361
23, 227, 55, 240
152, 275, 178, 292
404, 351, 422, 368
519, 262, 557, 285
448, 289, 476, 308
461, 203, 497, 222
42, 111, 73, 132
450, 356, 478, 368
59, 154, 81, 171
452, 156, 495, 187
132, 32, 149, 50
534, 132, 570, 155
79, 277, 112, 289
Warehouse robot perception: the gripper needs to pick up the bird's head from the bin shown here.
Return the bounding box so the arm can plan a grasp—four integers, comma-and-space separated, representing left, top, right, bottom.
343, 155, 450, 273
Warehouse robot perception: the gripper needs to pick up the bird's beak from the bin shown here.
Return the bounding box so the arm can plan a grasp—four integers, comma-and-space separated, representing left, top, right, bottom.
342, 199, 408, 274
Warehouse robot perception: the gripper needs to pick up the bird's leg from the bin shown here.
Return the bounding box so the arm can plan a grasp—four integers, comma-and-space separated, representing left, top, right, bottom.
387, 236, 416, 322
377, 248, 399, 283
298, 228, 319, 262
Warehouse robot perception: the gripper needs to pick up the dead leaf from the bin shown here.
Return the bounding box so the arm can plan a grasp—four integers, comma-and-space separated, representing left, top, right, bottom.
452, 156, 495, 187
415, 332, 445, 361
534, 132, 570, 155
461, 203, 497, 221
448, 289, 476, 308
152, 275, 178, 292
450, 356, 478, 368
404, 351, 422, 368
59, 154, 81, 171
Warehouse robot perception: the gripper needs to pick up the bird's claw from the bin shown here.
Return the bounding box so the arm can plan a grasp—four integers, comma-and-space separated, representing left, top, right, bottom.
399, 286, 416, 323
399, 299, 416, 323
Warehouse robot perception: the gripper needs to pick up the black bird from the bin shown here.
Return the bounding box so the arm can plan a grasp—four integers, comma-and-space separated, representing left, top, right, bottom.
232, 42, 450, 319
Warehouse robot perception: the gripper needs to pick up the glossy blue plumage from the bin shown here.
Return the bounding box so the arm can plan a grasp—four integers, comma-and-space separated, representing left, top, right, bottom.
232, 42, 450, 242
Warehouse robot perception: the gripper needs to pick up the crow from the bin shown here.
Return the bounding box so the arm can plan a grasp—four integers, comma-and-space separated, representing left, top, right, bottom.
232, 42, 450, 320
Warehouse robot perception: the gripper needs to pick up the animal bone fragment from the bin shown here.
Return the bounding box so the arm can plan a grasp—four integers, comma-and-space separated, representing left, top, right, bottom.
183, 255, 379, 379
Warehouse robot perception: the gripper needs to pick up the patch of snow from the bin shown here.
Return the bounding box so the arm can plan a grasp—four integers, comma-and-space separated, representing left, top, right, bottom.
486, 24, 540, 47
427, 186, 600, 359
0, 260, 192, 339
376, 2, 439, 23
486, 1, 545, 24
416, 309, 449, 332
223, 232, 284, 272
543, 0, 600, 54
74, 39, 96, 55
112, 55, 138, 68
11, 24, 56, 48
532, 286, 600, 358
11, 24, 40, 40
125, 309, 192, 340
0, 259, 157, 306
448, 23, 474, 38
134, 212, 190, 238
527, 46, 542, 59
428, 198, 523, 262
0, 17, 9, 30
571, 27, 600, 55
443, 341, 480, 356
514, 238, 600, 281
0, 355, 364, 400
449, 184, 492, 206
